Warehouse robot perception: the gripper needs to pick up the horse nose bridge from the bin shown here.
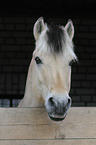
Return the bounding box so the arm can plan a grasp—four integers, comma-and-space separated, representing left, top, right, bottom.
52, 70, 67, 91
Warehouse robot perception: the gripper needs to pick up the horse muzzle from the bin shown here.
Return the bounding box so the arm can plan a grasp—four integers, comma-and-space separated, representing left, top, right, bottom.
45, 96, 71, 122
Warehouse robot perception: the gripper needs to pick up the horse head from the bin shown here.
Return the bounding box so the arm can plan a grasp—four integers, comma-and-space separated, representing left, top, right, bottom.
19, 17, 77, 122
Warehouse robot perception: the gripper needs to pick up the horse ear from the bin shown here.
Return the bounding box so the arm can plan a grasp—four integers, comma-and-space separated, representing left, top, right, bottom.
33, 17, 45, 40
65, 20, 74, 40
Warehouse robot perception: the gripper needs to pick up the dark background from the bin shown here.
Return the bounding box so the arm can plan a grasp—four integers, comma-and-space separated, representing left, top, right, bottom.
0, 0, 96, 107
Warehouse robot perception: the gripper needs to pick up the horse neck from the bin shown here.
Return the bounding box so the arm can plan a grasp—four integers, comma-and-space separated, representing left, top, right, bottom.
22, 60, 43, 107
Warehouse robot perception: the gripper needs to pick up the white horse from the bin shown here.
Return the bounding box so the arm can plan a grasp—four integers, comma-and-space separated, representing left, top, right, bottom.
18, 17, 77, 122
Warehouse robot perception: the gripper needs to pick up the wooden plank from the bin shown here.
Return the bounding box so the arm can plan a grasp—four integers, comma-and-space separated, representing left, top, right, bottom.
0, 122, 96, 139
0, 139, 96, 145
0, 107, 49, 125
0, 107, 96, 125
0, 107, 96, 140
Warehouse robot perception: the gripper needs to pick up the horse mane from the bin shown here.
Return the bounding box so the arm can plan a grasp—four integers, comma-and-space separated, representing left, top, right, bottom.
46, 25, 65, 54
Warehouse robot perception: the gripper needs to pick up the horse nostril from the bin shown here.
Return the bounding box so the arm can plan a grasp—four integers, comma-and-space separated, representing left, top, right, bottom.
49, 97, 54, 106
66, 98, 71, 109
48, 97, 57, 108
68, 98, 71, 104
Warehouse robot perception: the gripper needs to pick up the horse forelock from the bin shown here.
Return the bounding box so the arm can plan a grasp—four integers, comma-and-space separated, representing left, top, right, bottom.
46, 25, 65, 54
35, 24, 76, 62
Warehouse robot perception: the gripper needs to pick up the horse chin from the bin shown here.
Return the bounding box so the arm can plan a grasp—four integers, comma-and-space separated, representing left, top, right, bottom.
48, 113, 67, 122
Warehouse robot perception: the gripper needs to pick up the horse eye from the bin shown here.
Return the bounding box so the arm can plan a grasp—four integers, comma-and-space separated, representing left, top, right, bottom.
69, 60, 74, 66
35, 57, 42, 64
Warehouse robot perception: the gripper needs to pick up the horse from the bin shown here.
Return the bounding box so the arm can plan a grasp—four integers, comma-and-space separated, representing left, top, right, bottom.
18, 17, 77, 122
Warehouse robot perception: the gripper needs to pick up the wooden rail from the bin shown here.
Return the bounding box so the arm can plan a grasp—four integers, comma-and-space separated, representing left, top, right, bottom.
0, 107, 96, 145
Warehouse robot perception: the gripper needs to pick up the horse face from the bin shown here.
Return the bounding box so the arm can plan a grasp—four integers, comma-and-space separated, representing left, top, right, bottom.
33, 17, 77, 122
33, 52, 72, 121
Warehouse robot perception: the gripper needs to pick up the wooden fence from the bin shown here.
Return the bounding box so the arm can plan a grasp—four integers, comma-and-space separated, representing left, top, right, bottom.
0, 107, 96, 145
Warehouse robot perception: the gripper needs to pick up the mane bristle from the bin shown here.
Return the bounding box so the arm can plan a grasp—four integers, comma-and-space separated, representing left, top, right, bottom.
46, 25, 65, 54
